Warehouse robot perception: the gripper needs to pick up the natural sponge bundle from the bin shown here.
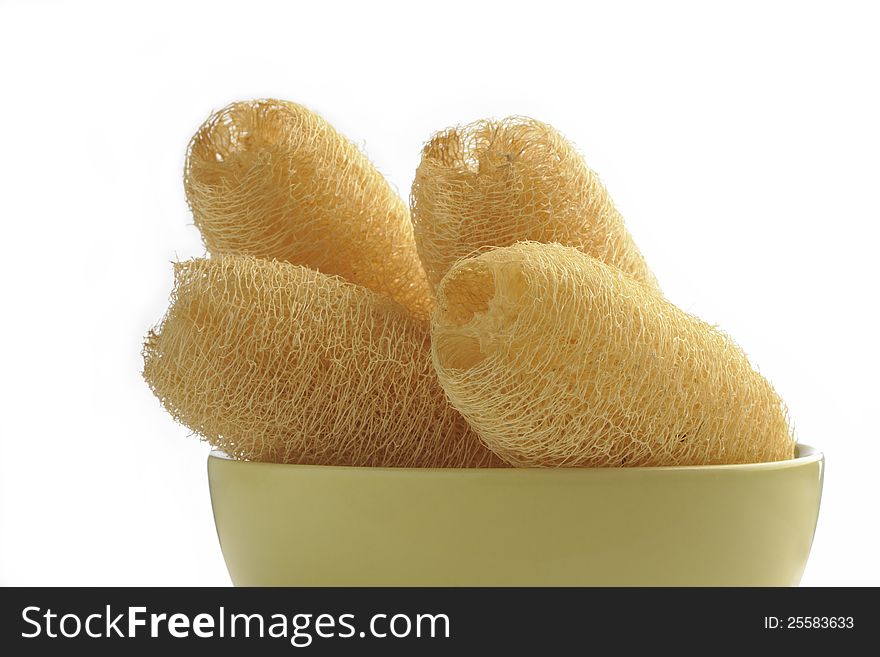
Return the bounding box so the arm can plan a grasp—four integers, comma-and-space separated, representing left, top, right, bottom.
143, 255, 501, 467
432, 242, 794, 467
411, 116, 658, 290
185, 99, 434, 320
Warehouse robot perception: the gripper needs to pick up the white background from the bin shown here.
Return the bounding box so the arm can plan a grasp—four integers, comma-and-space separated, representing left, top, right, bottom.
1, 0, 877, 586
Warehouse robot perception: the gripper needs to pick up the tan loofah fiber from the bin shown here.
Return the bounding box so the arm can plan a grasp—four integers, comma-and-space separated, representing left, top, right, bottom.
432, 242, 795, 467
411, 116, 659, 291
185, 99, 434, 320
143, 255, 501, 467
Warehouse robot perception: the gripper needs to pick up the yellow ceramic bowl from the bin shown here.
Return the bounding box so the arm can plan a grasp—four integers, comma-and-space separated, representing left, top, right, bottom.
208, 444, 823, 586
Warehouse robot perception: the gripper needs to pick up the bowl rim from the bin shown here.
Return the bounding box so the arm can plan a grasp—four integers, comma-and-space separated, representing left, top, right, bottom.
208, 443, 822, 473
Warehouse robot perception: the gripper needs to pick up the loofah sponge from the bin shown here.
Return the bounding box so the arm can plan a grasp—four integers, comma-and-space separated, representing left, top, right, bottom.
432, 242, 795, 467
411, 116, 658, 291
143, 255, 501, 467
185, 99, 434, 320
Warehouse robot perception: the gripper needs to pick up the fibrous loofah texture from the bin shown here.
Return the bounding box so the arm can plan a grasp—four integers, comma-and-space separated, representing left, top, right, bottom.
411, 116, 658, 291
185, 99, 434, 320
143, 255, 501, 467
432, 242, 795, 467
